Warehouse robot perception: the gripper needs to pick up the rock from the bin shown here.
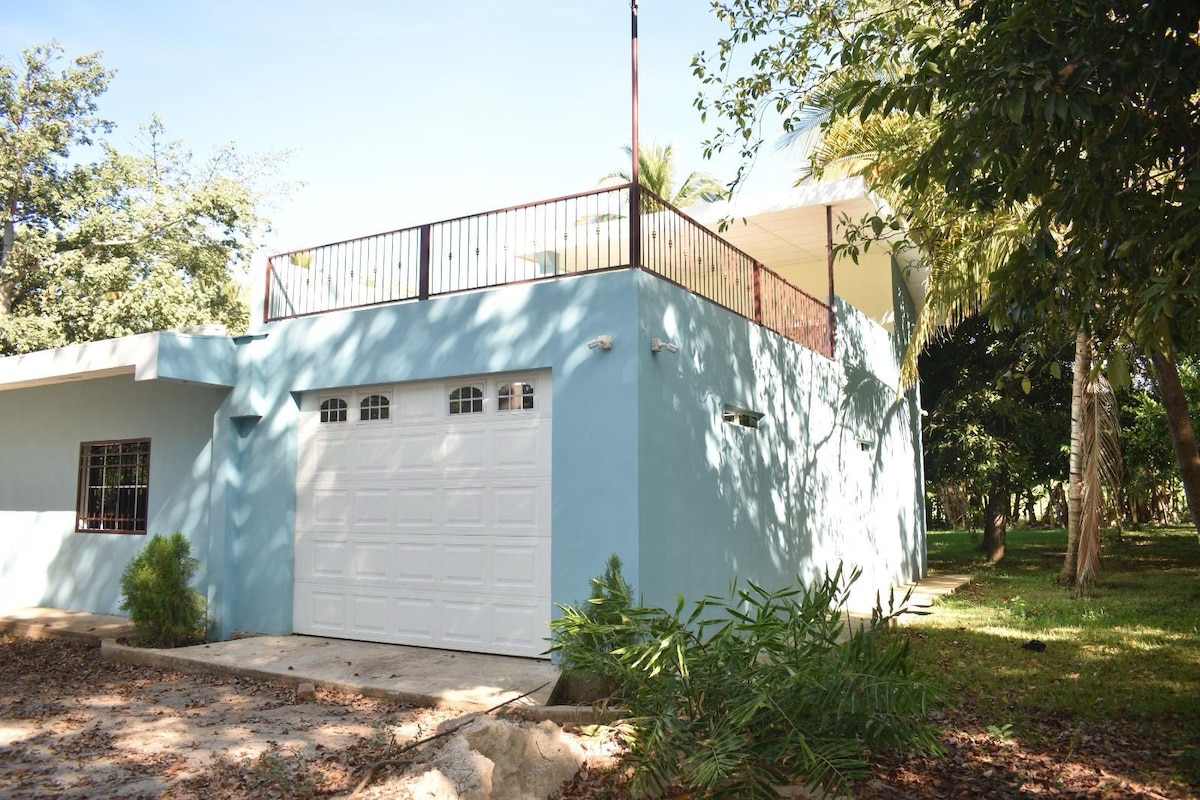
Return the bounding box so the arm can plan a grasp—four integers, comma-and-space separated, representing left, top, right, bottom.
296, 682, 316, 701
416, 716, 586, 800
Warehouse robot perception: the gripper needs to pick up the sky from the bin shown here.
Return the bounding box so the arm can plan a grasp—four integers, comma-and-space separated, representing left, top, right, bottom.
2, 0, 801, 258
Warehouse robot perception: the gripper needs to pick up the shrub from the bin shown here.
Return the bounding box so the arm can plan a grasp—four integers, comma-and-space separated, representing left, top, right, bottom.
549, 553, 641, 700
119, 532, 207, 647
550, 563, 942, 798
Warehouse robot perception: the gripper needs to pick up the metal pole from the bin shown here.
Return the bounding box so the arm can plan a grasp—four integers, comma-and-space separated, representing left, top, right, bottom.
629, 0, 641, 270
826, 204, 836, 357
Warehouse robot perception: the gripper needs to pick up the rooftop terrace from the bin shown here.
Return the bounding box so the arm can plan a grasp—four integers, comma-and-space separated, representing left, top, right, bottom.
265, 184, 836, 359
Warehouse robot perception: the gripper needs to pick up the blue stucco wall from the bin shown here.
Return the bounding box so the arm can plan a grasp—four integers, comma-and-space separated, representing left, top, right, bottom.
634, 271, 925, 612
214, 271, 644, 636
0, 266, 924, 638
0, 376, 228, 613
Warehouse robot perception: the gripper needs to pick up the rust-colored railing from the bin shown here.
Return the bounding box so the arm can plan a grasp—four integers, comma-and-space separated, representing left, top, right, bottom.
265, 183, 834, 359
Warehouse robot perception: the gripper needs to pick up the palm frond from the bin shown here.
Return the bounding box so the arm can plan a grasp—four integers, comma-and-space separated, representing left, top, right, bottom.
1077, 371, 1122, 592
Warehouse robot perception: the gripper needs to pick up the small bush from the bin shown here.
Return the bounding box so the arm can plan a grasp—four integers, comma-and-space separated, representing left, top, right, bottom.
549, 553, 641, 701
119, 532, 207, 648
550, 563, 942, 798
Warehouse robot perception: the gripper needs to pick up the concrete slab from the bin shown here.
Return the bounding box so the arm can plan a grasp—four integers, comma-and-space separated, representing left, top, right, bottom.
100, 634, 560, 713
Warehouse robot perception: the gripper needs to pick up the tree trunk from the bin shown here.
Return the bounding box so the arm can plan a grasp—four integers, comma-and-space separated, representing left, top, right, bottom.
1150, 350, 1200, 537
1, 204, 15, 316
1060, 331, 1090, 586
982, 491, 1008, 562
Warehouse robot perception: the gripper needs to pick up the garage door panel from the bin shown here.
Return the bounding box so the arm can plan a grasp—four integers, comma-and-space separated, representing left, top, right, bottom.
312, 436, 353, 475
353, 489, 393, 526
494, 486, 539, 527
303, 590, 346, 631
492, 602, 543, 649
351, 594, 390, 634
442, 599, 486, 645
492, 545, 543, 590
351, 542, 390, 580
355, 435, 396, 474
396, 434, 438, 472
441, 430, 488, 470
395, 543, 437, 582
443, 487, 487, 527
396, 488, 437, 526
308, 538, 348, 578
442, 544, 486, 586
295, 372, 551, 658
491, 427, 542, 469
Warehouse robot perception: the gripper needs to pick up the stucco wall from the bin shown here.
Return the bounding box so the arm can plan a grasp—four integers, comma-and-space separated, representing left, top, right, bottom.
0, 266, 925, 638
215, 270, 645, 637
634, 271, 925, 612
0, 376, 228, 613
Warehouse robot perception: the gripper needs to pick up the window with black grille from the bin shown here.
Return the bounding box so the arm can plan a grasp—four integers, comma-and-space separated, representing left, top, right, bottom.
76, 439, 151, 534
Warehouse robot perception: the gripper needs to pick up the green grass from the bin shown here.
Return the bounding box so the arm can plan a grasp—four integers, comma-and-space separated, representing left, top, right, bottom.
901, 527, 1200, 741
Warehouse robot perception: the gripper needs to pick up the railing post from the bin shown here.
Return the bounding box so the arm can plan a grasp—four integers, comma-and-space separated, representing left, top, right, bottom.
262, 255, 274, 323
752, 261, 762, 324
629, 183, 641, 271
825, 204, 837, 358
419, 224, 431, 300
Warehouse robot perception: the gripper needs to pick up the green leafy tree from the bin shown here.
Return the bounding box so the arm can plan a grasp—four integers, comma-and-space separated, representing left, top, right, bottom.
694, 1, 1200, 571
920, 316, 1071, 559
832, 0, 1200, 537
1, 41, 111, 322
1, 42, 276, 355
600, 142, 728, 211
1121, 356, 1200, 525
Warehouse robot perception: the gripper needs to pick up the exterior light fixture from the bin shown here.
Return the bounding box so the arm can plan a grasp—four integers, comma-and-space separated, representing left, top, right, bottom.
587, 335, 613, 350
650, 337, 678, 354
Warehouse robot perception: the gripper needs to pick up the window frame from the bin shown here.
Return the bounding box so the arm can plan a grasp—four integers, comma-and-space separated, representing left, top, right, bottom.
497, 381, 536, 412
359, 393, 391, 422
320, 397, 349, 423
75, 438, 151, 535
448, 385, 485, 415
722, 404, 764, 430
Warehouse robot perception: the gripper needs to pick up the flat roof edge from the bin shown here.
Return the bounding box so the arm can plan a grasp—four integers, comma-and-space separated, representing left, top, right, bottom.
0, 331, 237, 392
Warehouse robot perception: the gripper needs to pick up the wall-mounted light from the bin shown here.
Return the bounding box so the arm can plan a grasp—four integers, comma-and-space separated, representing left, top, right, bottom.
586, 335, 613, 350
650, 337, 678, 354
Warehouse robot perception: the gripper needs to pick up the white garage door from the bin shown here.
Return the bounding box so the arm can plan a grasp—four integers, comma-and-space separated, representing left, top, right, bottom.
293, 372, 551, 658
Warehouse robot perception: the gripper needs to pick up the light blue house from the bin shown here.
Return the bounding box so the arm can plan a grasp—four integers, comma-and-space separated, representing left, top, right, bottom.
0, 178, 926, 658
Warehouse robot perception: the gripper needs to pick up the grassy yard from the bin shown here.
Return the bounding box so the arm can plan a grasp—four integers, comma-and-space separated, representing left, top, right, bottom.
901, 526, 1200, 780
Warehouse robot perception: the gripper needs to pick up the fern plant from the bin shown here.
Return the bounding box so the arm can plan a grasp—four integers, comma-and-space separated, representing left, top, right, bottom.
551, 563, 942, 798
119, 532, 207, 648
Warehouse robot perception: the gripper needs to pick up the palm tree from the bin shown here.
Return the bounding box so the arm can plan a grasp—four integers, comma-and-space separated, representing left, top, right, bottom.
599, 143, 727, 211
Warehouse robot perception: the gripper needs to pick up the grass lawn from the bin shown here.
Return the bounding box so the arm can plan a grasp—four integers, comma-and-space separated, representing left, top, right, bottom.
901, 526, 1200, 783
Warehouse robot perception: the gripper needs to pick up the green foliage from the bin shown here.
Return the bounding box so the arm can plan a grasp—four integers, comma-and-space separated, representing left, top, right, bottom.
552, 563, 941, 798
119, 532, 207, 648
550, 554, 635, 655
1, 42, 280, 355
920, 315, 1071, 524
1120, 356, 1200, 524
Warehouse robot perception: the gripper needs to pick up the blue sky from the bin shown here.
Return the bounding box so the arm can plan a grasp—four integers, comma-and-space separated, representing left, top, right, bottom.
3, 1, 799, 255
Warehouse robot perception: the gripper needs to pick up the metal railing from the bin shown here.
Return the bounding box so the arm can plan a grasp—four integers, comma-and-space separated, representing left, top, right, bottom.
265, 183, 834, 359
